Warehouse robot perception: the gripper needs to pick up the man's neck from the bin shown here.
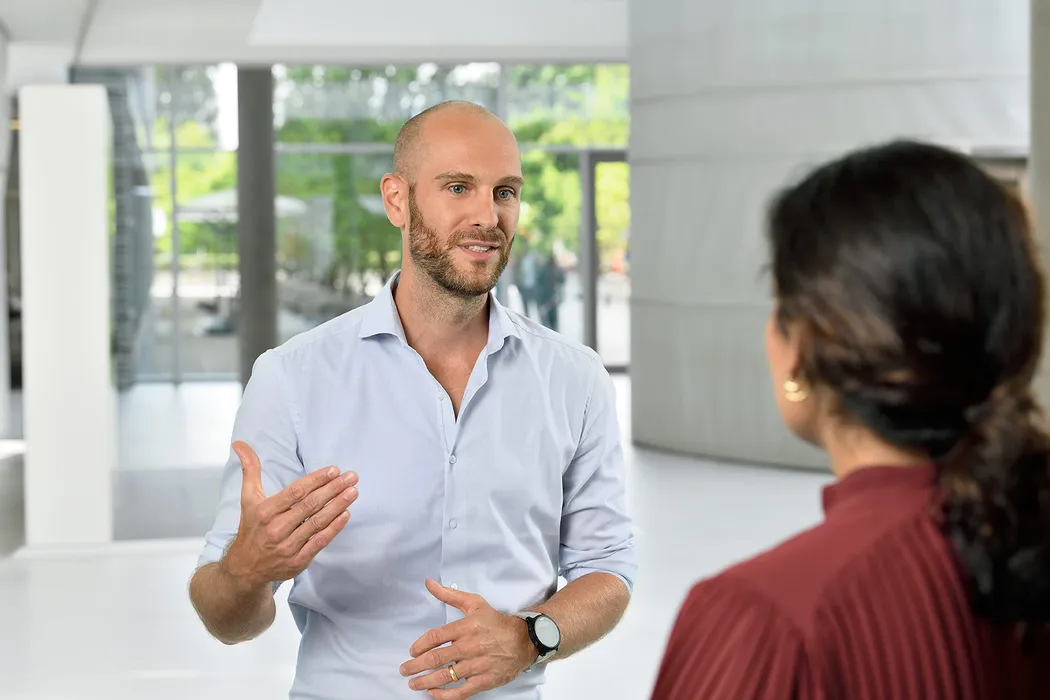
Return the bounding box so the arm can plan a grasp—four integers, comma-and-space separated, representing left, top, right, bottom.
392, 270, 490, 357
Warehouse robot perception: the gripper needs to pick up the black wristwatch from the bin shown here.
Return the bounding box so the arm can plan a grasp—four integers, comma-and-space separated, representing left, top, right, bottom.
511, 611, 561, 665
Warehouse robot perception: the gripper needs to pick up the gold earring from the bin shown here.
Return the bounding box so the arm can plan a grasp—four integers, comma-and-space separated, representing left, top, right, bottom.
783, 376, 809, 403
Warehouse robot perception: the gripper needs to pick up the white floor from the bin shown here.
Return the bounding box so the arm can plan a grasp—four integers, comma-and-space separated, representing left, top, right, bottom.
0, 378, 833, 700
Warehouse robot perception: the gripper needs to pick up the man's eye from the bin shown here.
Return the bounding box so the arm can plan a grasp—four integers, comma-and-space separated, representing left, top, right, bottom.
449, 185, 466, 195
497, 189, 517, 200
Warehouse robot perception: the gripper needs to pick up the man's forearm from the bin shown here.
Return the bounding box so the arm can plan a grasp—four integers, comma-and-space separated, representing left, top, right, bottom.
530, 572, 631, 662
188, 560, 277, 645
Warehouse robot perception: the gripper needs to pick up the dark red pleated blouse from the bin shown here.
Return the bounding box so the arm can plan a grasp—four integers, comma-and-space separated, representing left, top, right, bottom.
650, 464, 1048, 700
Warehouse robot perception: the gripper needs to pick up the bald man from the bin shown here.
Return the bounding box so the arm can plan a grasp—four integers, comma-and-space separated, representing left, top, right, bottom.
189, 101, 636, 700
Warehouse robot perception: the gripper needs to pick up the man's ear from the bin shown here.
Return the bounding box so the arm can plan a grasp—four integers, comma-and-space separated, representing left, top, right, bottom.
381, 174, 407, 228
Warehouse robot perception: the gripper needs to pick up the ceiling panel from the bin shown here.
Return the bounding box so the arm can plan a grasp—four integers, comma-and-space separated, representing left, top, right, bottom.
75, 0, 626, 65
249, 0, 627, 51
0, 0, 90, 42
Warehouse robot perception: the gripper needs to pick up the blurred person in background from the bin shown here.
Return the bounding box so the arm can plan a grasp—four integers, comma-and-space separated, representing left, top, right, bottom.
651, 140, 1049, 699
188, 101, 635, 700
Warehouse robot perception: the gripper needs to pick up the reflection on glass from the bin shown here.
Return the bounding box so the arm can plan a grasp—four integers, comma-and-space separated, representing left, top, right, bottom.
140, 151, 241, 379
274, 64, 501, 142
135, 151, 172, 380
499, 152, 584, 347
505, 65, 630, 147
276, 152, 400, 337
151, 65, 238, 152
595, 160, 631, 367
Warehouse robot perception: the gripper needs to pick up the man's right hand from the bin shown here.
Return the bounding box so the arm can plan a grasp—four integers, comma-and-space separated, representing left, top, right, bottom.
221, 440, 359, 589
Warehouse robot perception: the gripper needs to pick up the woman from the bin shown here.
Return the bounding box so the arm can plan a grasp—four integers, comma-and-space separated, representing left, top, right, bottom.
650, 140, 1050, 699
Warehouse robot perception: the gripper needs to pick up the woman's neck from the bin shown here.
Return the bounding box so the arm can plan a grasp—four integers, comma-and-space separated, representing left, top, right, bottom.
822, 424, 931, 480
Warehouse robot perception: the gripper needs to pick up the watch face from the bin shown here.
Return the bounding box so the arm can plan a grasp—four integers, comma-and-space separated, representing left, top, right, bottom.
534, 615, 560, 648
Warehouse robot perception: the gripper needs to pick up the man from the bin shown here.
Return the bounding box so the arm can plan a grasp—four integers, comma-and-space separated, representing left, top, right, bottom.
188, 101, 636, 700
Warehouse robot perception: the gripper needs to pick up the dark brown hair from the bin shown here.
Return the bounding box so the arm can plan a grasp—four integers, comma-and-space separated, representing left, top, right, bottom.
767, 139, 1050, 627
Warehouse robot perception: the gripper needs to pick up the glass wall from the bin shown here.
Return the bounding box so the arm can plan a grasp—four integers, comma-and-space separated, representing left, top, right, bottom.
135, 62, 629, 383
137, 65, 241, 381
595, 159, 630, 368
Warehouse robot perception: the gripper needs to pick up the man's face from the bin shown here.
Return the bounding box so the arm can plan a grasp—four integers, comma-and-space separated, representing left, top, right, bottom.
403, 115, 523, 298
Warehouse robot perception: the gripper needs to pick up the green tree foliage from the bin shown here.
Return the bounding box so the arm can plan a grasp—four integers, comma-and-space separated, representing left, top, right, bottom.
150, 121, 237, 265
153, 63, 630, 285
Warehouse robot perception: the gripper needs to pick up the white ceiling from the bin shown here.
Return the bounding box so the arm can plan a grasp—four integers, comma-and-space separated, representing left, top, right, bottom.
0, 0, 90, 44
0, 0, 627, 66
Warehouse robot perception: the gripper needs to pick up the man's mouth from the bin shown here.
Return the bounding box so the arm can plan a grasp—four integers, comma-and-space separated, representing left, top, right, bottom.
457, 242, 501, 260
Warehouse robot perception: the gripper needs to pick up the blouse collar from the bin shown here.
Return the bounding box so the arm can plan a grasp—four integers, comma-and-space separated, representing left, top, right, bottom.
822, 463, 938, 514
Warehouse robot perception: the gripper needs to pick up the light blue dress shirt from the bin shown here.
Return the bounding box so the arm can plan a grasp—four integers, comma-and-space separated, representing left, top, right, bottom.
198, 273, 637, 699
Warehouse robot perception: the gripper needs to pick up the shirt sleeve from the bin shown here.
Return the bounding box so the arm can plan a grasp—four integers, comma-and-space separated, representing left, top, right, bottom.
650, 576, 814, 700
196, 348, 306, 588
558, 360, 637, 592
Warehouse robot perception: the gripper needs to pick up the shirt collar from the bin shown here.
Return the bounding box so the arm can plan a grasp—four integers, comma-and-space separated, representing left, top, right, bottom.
358, 270, 521, 351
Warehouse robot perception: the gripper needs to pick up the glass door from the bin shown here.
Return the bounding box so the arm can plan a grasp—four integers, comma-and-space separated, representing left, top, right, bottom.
594, 157, 630, 370
579, 149, 629, 372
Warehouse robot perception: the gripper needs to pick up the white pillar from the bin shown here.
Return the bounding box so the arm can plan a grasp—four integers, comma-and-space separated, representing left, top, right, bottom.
0, 33, 12, 440
19, 85, 116, 547
629, 2, 1030, 468
1031, 0, 1050, 407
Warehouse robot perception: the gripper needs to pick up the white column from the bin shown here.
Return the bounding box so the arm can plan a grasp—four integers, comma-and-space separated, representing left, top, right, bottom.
19, 85, 116, 547
629, 1, 1030, 468
1031, 0, 1050, 407
0, 33, 12, 439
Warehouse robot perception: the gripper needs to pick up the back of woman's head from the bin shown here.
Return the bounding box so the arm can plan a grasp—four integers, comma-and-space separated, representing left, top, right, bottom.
767, 139, 1050, 627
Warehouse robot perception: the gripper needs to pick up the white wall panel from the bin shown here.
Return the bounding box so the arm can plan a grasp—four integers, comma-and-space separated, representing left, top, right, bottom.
0, 32, 10, 439
631, 80, 1029, 161
1030, 0, 1050, 407
629, 0, 1031, 469
20, 85, 116, 546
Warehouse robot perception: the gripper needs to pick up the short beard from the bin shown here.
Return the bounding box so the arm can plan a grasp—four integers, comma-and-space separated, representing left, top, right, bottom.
406, 187, 511, 298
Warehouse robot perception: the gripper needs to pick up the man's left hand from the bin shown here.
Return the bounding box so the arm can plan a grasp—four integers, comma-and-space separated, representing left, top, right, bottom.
400, 579, 536, 699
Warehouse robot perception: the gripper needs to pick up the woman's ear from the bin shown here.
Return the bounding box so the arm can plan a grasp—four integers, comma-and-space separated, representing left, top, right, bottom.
783, 327, 805, 383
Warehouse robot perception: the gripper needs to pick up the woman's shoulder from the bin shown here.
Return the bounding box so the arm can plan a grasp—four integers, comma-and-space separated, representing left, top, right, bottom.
710, 503, 954, 633
651, 510, 956, 699
652, 568, 813, 699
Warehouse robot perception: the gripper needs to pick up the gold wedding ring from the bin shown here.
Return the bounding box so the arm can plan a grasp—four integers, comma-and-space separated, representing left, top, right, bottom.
448, 665, 460, 683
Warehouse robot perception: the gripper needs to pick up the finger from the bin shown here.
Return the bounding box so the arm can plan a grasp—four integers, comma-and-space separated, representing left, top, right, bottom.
410, 618, 472, 658
425, 578, 480, 613
293, 510, 351, 566
233, 441, 265, 505
408, 659, 482, 693
285, 483, 359, 551
400, 638, 476, 678
258, 465, 349, 523
429, 673, 492, 700
267, 469, 358, 539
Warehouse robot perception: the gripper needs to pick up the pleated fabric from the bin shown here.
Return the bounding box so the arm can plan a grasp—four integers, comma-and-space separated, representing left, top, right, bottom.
650, 464, 1048, 700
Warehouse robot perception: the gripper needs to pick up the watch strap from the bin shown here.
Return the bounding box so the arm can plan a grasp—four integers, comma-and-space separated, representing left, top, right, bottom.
511, 611, 559, 665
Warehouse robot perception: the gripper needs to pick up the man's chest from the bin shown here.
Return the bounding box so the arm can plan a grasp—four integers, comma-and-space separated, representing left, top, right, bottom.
294, 369, 582, 532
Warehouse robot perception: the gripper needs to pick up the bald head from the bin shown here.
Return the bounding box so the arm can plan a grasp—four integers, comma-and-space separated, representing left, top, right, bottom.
393, 101, 513, 183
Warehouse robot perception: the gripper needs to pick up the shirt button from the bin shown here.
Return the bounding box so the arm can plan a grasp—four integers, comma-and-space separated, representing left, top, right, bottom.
449, 518, 458, 529
438, 394, 445, 401
449, 454, 457, 465
450, 583, 459, 591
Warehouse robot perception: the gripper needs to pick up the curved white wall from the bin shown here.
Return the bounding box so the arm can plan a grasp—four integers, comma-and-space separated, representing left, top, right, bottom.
1031, 0, 1050, 412
628, 1, 1031, 469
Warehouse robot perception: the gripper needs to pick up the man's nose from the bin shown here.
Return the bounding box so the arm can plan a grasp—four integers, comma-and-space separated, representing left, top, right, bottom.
471, 193, 500, 230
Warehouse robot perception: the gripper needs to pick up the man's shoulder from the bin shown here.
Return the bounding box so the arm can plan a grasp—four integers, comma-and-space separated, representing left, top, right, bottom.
504, 309, 604, 374
267, 303, 371, 365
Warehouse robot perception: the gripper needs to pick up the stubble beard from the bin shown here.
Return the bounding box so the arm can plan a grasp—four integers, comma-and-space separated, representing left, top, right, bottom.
406, 189, 512, 299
